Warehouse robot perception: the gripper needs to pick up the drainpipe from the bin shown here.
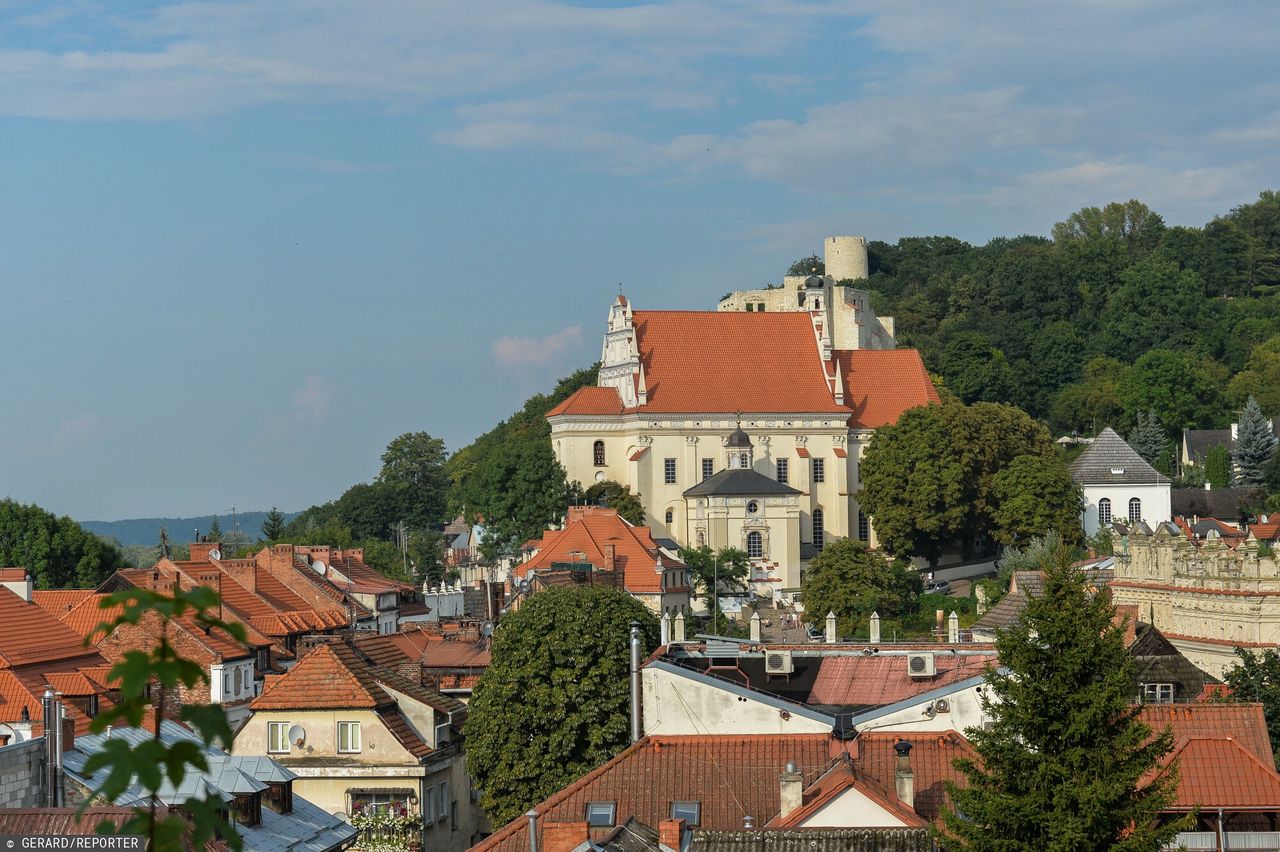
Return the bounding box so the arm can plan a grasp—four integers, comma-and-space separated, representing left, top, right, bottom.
41, 690, 58, 807
1216, 808, 1225, 852
527, 810, 539, 852
629, 621, 642, 743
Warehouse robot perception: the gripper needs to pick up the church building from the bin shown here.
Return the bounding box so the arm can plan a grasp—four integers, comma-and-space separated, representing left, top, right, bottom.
546, 236, 939, 600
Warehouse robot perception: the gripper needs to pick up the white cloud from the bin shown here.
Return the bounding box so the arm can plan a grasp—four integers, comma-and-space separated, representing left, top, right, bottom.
291, 374, 331, 423
27, 412, 102, 457
493, 325, 583, 368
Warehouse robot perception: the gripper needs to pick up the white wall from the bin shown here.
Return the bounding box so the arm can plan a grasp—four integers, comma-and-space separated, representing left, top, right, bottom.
852, 681, 989, 734
641, 664, 831, 736
1081, 483, 1171, 536
800, 787, 908, 828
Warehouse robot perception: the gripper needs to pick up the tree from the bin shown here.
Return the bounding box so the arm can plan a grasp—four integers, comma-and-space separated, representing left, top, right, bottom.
1126, 410, 1168, 468
991, 454, 1083, 546
1100, 255, 1204, 362
800, 538, 921, 638
858, 402, 1057, 566
582, 480, 646, 526
1049, 357, 1129, 436
1117, 349, 1226, 431
942, 546, 1185, 850
1222, 647, 1280, 765
787, 255, 824, 276
333, 481, 401, 541
1228, 336, 1280, 413
0, 499, 128, 588
207, 516, 222, 540
464, 586, 659, 824
678, 545, 750, 632
1052, 199, 1166, 257
938, 332, 1017, 404
1234, 395, 1278, 487
260, 508, 286, 541
378, 431, 449, 530
1205, 442, 1233, 488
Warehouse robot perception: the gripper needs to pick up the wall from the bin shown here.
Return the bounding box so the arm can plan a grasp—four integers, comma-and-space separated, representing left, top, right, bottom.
799, 786, 908, 828
849, 681, 989, 733
1080, 482, 1171, 536
0, 737, 45, 808
641, 664, 832, 736
233, 708, 418, 767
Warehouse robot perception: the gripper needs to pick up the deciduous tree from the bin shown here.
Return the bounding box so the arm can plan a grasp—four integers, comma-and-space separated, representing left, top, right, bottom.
582, 480, 646, 526
800, 538, 921, 638
991, 454, 1083, 546
1117, 349, 1225, 431
1222, 647, 1280, 766
378, 431, 449, 529
0, 499, 127, 588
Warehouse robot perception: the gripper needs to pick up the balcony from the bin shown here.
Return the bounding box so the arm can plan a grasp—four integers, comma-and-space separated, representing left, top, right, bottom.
1169, 831, 1280, 851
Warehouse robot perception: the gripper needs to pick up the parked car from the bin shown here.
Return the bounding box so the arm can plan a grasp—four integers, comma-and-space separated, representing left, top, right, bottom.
925, 579, 952, 595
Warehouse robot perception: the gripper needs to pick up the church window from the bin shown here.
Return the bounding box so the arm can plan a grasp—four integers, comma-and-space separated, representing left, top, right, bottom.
814, 298, 821, 310
746, 501, 759, 515
775, 458, 789, 485
664, 458, 677, 484
593, 441, 606, 467
747, 532, 763, 559
702, 458, 714, 481
1098, 498, 1112, 526
665, 509, 674, 525
756, 303, 765, 312
812, 508, 825, 551
1128, 497, 1142, 523
811, 458, 824, 483
857, 511, 869, 542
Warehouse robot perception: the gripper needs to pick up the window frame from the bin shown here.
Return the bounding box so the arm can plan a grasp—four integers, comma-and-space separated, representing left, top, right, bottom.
586, 801, 616, 827
337, 721, 362, 754
775, 457, 789, 484
267, 721, 291, 754
701, 458, 714, 481
1128, 497, 1142, 523
811, 457, 825, 483
664, 458, 677, 484
670, 801, 701, 826
812, 508, 825, 552
665, 508, 674, 525
746, 531, 763, 559
1141, 682, 1174, 704
593, 440, 606, 467
1098, 497, 1112, 526
857, 510, 869, 542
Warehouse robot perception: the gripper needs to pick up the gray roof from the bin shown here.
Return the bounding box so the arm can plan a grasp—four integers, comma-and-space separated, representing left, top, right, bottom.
62, 722, 357, 852
684, 469, 802, 498
691, 829, 933, 852
1183, 423, 1280, 464
1171, 486, 1265, 521
1069, 427, 1170, 485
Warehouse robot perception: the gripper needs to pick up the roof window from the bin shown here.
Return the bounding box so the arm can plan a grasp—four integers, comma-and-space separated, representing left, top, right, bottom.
586, 801, 616, 827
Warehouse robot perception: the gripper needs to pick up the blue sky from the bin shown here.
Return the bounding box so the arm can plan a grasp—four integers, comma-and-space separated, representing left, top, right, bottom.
2, 0, 1278, 521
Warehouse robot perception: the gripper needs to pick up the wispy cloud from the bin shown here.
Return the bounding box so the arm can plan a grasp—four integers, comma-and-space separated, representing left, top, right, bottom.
27, 412, 102, 457
291, 374, 330, 423
493, 325, 583, 368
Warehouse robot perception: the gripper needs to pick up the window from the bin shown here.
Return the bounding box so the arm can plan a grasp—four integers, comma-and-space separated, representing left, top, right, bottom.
702, 458, 714, 481
337, 721, 361, 753
857, 510, 869, 542
670, 801, 701, 826
746, 500, 759, 515
812, 508, 825, 552
811, 457, 825, 483
1129, 497, 1142, 523
267, 721, 290, 754
775, 458, 789, 484
435, 781, 449, 823
665, 508, 674, 525
747, 531, 763, 559
351, 790, 413, 817
586, 802, 616, 827
1141, 683, 1174, 704
223, 671, 232, 695
664, 458, 677, 484
593, 440, 606, 467
1098, 497, 1112, 526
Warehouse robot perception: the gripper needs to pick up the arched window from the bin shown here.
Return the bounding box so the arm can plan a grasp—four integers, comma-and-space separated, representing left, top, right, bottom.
665, 508, 674, 525
746, 531, 763, 559
1098, 498, 1112, 526
812, 508, 825, 552
593, 440, 606, 467
1129, 497, 1142, 523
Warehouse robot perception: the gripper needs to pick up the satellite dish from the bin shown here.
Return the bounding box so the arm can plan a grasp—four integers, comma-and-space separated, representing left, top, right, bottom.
481, 622, 494, 638
312, 560, 327, 576
208, 548, 222, 561
288, 724, 307, 747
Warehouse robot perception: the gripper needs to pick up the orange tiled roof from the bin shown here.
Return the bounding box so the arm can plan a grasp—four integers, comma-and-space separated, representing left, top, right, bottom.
767, 761, 927, 829
836, 349, 942, 429
0, 587, 106, 670
42, 672, 98, 696
547, 387, 626, 417
58, 595, 124, 640
1249, 521, 1280, 541
517, 507, 683, 594
1139, 703, 1275, 765
31, 590, 95, 617
808, 653, 996, 707
851, 732, 974, 823
1155, 737, 1280, 810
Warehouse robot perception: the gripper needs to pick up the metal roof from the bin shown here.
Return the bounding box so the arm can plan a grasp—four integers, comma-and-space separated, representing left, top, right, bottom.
683, 469, 803, 497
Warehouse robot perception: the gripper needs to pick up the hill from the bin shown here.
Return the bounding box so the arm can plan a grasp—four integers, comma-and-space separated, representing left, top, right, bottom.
80, 511, 295, 547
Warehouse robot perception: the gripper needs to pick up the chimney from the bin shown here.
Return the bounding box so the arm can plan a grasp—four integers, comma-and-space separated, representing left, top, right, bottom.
750, 611, 762, 641
0, 569, 33, 603
629, 621, 642, 743
869, 611, 881, 644
778, 762, 803, 820
190, 541, 221, 563
603, 544, 617, 571
42, 690, 63, 807
541, 822, 588, 852
526, 810, 540, 852
660, 612, 671, 646
659, 819, 684, 850
893, 741, 914, 810
672, 612, 686, 643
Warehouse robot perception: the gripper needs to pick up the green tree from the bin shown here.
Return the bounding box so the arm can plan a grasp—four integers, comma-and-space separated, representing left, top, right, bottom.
787, 255, 824, 276
333, 481, 401, 541
1100, 255, 1204, 362
800, 538, 921, 638
1117, 348, 1226, 431
938, 333, 1017, 404
207, 516, 222, 540
378, 431, 450, 529
1222, 647, 1280, 765
1126, 410, 1168, 468
678, 545, 749, 633
0, 499, 128, 588
1228, 336, 1280, 413
1205, 443, 1233, 488
260, 507, 287, 541
85, 586, 245, 850
464, 586, 658, 824
858, 402, 1056, 566
1049, 357, 1129, 436
1052, 199, 1166, 257
582, 480, 646, 526
1234, 395, 1278, 487
942, 546, 1185, 850
991, 454, 1083, 546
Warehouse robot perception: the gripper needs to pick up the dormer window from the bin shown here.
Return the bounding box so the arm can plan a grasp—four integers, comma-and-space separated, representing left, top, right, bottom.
670, 801, 701, 826
233, 792, 262, 827
266, 781, 293, 815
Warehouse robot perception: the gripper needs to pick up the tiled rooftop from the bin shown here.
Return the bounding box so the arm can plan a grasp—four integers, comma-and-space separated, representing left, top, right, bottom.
807, 653, 996, 709
519, 507, 684, 594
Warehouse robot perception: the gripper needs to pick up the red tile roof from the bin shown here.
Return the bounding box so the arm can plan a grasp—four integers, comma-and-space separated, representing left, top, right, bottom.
517, 507, 683, 594
252, 643, 382, 711
0, 587, 107, 671
57, 595, 124, 640
835, 349, 942, 429
43, 671, 98, 696
31, 590, 95, 616
547, 386, 627, 417
851, 732, 974, 822
1155, 737, 1280, 810
768, 761, 927, 829
1138, 703, 1275, 765
1249, 521, 1280, 541
472, 734, 841, 852
808, 653, 997, 707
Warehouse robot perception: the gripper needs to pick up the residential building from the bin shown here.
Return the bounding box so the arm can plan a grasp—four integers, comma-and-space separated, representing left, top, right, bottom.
546, 237, 939, 601
1069, 428, 1171, 537
233, 640, 484, 852
353, 624, 491, 702
1181, 420, 1280, 470
61, 719, 357, 851
514, 506, 692, 614
1172, 486, 1267, 527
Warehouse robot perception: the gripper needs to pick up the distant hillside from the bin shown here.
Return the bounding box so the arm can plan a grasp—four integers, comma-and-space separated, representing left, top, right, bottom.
80, 511, 296, 547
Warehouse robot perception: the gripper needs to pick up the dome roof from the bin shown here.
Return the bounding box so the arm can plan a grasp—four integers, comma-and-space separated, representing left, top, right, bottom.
726, 425, 754, 448
805, 273, 825, 289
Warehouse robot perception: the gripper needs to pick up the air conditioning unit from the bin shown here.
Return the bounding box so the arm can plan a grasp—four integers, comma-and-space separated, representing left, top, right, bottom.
907, 653, 936, 678
933, 698, 951, 713
765, 649, 794, 675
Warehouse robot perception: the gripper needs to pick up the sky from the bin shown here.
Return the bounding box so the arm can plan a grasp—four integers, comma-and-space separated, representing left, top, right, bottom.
2, 0, 1278, 521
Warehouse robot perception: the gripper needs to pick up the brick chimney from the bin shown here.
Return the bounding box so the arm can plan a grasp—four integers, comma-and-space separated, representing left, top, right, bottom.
778, 762, 803, 820
603, 544, 616, 571
189, 541, 222, 563
893, 740, 914, 810
658, 818, 684, 850
541, 821, 588, 852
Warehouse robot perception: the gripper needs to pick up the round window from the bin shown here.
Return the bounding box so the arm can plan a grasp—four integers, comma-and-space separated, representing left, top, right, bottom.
746, 500, 759, 515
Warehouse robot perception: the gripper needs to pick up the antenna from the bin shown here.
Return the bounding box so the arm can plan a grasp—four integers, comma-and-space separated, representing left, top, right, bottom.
157, 527, 171, 559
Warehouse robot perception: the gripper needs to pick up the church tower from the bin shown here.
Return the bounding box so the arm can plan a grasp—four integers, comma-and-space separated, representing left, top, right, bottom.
726, 421, 754, 470
599, 294, 646, 408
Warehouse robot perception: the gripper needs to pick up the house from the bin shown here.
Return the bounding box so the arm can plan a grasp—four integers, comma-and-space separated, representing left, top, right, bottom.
1172, 486, 1267, 527
514, 506, 691, 614
1181, 420, 1280, 469
546, 236, 939, 601
232, 640, 484, 852
60, 718, 357, 851
0, 808, 231, 851
1069, 428, 1171, 536
354, 624, 491, 702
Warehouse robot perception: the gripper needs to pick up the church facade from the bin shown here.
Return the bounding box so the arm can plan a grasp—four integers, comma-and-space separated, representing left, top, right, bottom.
546, 236, 939, 599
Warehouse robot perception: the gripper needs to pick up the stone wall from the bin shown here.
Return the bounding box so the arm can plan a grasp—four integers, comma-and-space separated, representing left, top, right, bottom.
0, 737, 46, 808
